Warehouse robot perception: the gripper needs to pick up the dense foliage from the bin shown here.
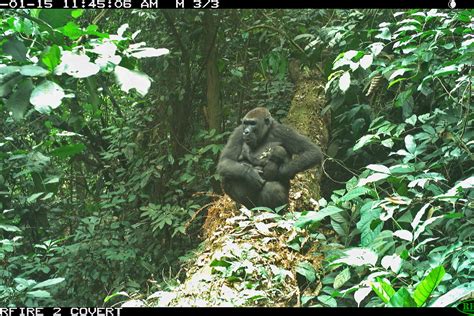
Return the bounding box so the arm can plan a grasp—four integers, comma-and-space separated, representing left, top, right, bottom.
0, 9, 472, 307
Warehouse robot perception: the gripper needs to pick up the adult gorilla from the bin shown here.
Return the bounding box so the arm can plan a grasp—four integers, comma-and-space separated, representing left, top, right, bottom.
217, 107, 322, 209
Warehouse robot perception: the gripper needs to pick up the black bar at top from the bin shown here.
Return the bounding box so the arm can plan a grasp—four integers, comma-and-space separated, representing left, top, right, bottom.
1, 0, 472, 9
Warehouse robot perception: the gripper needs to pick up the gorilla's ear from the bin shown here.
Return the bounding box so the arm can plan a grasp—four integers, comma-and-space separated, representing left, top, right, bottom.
264, 117, 271, 125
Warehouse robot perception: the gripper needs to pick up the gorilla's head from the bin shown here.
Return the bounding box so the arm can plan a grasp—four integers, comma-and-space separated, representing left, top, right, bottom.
241, 107, 273, 149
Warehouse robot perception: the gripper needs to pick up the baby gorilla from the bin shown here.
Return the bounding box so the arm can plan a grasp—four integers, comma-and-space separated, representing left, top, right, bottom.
238, 142, 290, 182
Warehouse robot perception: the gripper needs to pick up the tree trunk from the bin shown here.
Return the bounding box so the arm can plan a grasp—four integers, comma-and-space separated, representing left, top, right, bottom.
203, 12, 222, 132
285, 61, 330, 212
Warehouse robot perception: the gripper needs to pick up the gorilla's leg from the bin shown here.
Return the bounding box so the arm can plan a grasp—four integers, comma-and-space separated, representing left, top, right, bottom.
222, 179, 259, 209
258, 181, 289, 209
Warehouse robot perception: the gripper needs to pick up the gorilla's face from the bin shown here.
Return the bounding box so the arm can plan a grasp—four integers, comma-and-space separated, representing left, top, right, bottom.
242, 117, 270, 149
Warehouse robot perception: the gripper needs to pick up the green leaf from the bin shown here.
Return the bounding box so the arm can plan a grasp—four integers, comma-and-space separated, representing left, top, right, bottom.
18, 65, 48, 77
371, 278, 396, 303
27, 290, 51, 298
431, 282, 474, 307
51, 143, 86, 158
405, 134, 416, 154
405, 114, 417, 126
6, 79, 34, 121
295, 206, 344, 228
71, 9, 84, 18
317, 295, 337, 307
413, 266, 445, 306
27, 192, 43, 203
296, 261, 317, 283
433, 65, 458, 77
358, 173, 390, 186
375, 27, 391, 41
354, 134, 380, 151
30, 81, 65, 114
2, 37, 27, 61
32, 278, 65, 289
388, 288, 417, 307
341, 186, 376, 202
41, 45, 61, 71
333, 267, 351, 289
390, 164, 415, 174
366, 164, 391, 174
0, 224, 21, 232
62, 21, 83, 40
39, 9, 73, 28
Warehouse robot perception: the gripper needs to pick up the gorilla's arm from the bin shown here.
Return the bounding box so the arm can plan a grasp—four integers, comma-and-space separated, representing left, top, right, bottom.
273, 124, 322, 179
217, 126, 265, 190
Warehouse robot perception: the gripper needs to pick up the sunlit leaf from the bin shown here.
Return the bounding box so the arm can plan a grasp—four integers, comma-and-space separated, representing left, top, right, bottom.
20, 65, 49, 77
333, 248, 378, 267
413, 266, 445, 306
27, 290, 51, 298
32, 278, 65, 289
339, 71, 351, 93
354, 134, 380, 151
354, 287, 372, 306
393, 230, 413, 243
360, 54, 373, 69
128, 48, 170, 59
381, 254, 402, 273
431, 282, 474, 307
114, 66, 151, 96
55, 51, 100, 78
334, 267, 351, 289
30, 81, 65, 114
295, 206, 344, 228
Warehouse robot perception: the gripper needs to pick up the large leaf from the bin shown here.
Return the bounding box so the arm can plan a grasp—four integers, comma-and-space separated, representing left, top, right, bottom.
32, 278, 65, 289
413, 265, 445, 306
338, 71, 351, 93
295, 206, 344, 228
371, 278, 396, 303
50, 143, 86, 158
354, 134, 380, 151
388, 288, 417, 307
295, 261, 317, 283
127, 47, 170, 59
341, 186, 376, 202
30, 81, 65, 114
6, 79, 34, 120
431, 282, 474, 307
333, 267, 351, 289
333, 248, 378, 267
55, 51, 100, 78
2, 37, 27, 61
38, 9, 74, 28
62, 21, 83, 40
27, 290, 51, 298
114, 66, 151, 96
20, 65, 50, 77
41, 45, 61, 71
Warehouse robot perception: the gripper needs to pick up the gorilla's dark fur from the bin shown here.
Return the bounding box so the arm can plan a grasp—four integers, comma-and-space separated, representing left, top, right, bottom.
217, 107, 322, 209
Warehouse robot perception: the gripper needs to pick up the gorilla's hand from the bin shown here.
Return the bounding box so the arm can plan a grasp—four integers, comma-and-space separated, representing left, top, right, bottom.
243, 164, 266, 190
278, 163, 295, 180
